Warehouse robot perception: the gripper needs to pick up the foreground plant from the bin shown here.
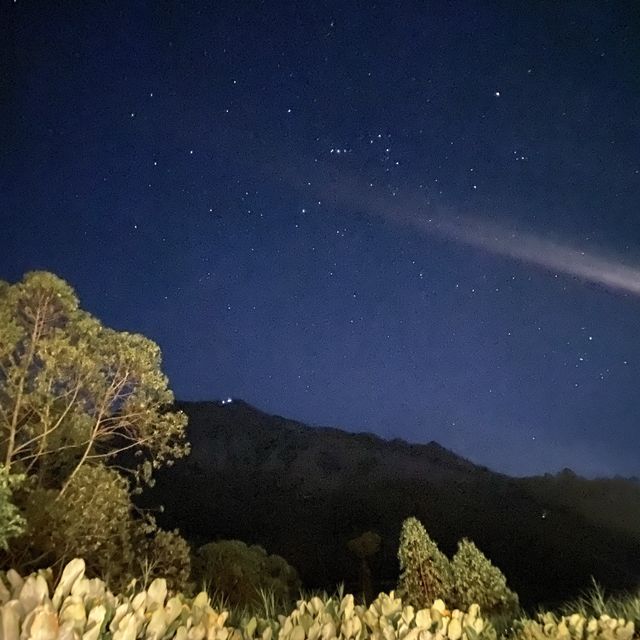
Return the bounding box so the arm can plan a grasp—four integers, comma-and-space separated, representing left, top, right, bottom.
0, 557, 499, 640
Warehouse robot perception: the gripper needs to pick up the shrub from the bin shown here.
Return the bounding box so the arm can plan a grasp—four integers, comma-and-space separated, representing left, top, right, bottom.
17, 464, 135, 588
192, 539, 300, 608
0, 558, 497, 640
138, 526, 192, 594
11, 464, 190, 593
514, 610, 634, 640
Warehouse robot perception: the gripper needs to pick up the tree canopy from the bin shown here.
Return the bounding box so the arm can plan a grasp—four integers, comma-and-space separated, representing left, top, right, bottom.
192, 539, 301, 608
0, 271, 189, 492
450, 538, 519, 616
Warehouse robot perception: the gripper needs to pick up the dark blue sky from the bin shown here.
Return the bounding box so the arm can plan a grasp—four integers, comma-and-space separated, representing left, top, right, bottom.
2, 2, 640, 477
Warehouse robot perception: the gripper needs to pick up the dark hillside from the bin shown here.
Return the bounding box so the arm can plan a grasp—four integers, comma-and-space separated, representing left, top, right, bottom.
143, 400, 640, 607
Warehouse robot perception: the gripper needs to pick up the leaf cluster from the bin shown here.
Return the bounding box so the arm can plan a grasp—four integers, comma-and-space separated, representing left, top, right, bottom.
0, 464, 26, 550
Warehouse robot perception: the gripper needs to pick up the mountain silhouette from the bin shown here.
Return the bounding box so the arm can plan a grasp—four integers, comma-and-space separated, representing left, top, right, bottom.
143, 400, 640, 607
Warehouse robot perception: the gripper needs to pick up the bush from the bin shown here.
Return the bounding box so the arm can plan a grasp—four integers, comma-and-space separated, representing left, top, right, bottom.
17, 464, 135, 588
192, 539, 300, 608
11, 464, 190, 593
0, 558, 497, 640
138, 527, 192, 594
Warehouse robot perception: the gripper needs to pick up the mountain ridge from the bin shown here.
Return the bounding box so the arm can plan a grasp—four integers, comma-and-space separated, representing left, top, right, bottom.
182, 398, 497, 479
145, 399, 640, 607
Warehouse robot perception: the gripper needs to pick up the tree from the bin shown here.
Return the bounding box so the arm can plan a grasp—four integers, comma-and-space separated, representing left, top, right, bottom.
21, 463, 136, 585
0, 271, 191, 588
17, 462, 192, 592
450, 538, 519, 616
347, 530, 381, 603
397, 516, 452, 608
0, 271, 189, 491
138, 526, 192, 593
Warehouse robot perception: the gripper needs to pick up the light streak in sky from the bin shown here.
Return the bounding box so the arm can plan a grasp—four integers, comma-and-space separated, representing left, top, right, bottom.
321, 176, 640, 297
254, 135, 640, 296
411, 212, 640, 296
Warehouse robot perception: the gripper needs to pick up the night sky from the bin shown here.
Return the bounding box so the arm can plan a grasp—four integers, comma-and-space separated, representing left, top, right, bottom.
2, 2, 640, 478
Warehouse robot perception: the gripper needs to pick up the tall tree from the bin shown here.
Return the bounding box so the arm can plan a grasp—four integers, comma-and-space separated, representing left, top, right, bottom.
347, 530, 381, 603
397, 516, 452, 608
450, 538, 519, 615
0, 271, 189, 491
0, 272, 191, 588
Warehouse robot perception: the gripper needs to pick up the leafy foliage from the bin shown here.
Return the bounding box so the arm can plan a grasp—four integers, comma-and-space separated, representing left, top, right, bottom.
348, 530, 381, 559
556, 580, 640, 630
12, 463, 191, 592
0, 271, 189, 490
0, 465, 25, 550
19, 463, 135, 585
514, 609, 635, 640
139, 526, 192, 594
450, 538, 519, 616
0, 271, 191, 591
0, 557, 498, 640
397, 516, 452, 609
192, 539, 301, 608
